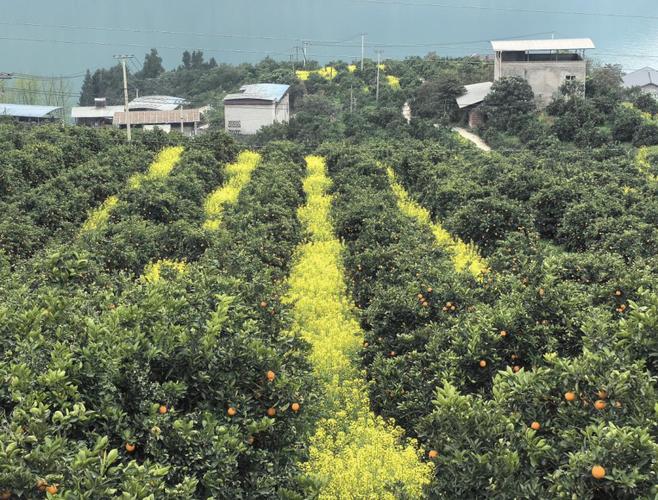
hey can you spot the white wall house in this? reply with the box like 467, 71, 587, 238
623, 67, 658, 98
224, 84, 290, 135
492, 38, 595, 108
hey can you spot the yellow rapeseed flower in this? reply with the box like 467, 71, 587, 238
80, 196, 119, 234
385, 166, 488, 279
386, 75, 401, 89
142, 259, 188, 283
286, 156, 433, 499
129, 146, 184, 189
203, 151, 261, 230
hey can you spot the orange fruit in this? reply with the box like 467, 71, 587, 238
417, 293, 424, 300
511, 354, 519, 360
421, 302, 428, 308
36, 479, 47, 492
614, 401, 622, 408
531, 421, 541, 431
428, 450, 439, 459
47, 484, 58, 495
500, 330, 508, 338
266, 370, 276, 382
591, 465, 606, 479
564, 391, 576, 402
389, 351, 396, 357
159, 405, 168, 414
260, 301, 268, 308
479, 360, 487, 368
427, 287, 433, 293
125, 443, 136, 453
513, 365, 521, 373
614, 290, 622, 296
597, 390, 608, 400
450, 305, 456, 311
227, 407, 237, 417
363, 341, 369, 348
266, 407, 277, 417
538, 288, 545, 297
291, 402, 301, 412
594, 400, 607, 410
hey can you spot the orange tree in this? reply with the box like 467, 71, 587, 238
0, 142, 317, 497
323, 142, 658, 498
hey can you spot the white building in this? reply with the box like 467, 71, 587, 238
623, 67, 658, 98
492, 38, 595, 107
72, 95, 189, 127
224, 84, 290, 135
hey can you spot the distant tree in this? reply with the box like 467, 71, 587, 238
191, 51, 205, 70
208, 57, 218, 68
140, 49, 165, 79
611, 105, 644, 142
481, 76, 535, 132
586, 64, 624, 114
411, 77, 465, 122
633, 92, 658, 115
182, 51, 192, 69
79, 65, 126, 105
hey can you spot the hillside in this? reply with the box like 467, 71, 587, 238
0, 53, 656, 498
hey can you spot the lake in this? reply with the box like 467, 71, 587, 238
1, 0, 657, 98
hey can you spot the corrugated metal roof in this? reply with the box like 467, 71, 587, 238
491, 38, 595, 52
623, 67, 658, 88
129, 95, 188, 111
456, 82, 493, 109
71, 105, 124, 119
0, 103, 62, 118
224, 84, 290, 103
113, 109, 202, 126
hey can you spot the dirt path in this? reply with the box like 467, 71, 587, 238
452, 127, 491, 152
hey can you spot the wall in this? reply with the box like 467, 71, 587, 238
275, 94, 290, 124
641, 84, 658, 98
224, 102, 276, 135
495, 60, 587, 108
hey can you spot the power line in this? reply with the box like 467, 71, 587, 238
350, 0, 658, 21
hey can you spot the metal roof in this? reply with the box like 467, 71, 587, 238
0, 103, 62, 118
491, 38, 595, 52
623, 67, 658, 88
456, 82, 493, 109
224, 84, 290, 103
129, 95, 188, 111
71, 105, 124, 119
113, 109, 202, 126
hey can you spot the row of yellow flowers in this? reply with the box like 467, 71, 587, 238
203, 151, 261, 231
80, 146, 185, 234
141, 150, 262, 284
385, 165, 489, 279
636, 145, 658, 187
285, 156, 432, 499
296, 65, 401, 89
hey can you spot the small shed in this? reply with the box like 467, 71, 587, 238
71, 98, 124, 127
113, 108, 205, 136
223, 84, 290, 135
0, 103, 62, 122
129, 95, 189, 112
623, 67, 658, 98
456, 82, 493, 128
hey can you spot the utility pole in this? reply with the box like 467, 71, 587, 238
361, 33, 366, 71
350, 85, 354, 113
375, 50, 382, 102
114, 55, 134, 142
302, 41, 309, 67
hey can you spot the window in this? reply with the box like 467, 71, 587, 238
227, 120, 241, 129
565, 75, 576, 81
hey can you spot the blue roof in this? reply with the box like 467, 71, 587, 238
0, 103, 62, 118
224, 84, 290, 103
129, 95, 188, 111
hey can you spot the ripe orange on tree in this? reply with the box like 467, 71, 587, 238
479, 360, 487, 368
513, 365, 521, 373
227, 407, 237, 417
428, 450, 439, 459
291, 402, 301, 412
500, 330, 508, 338
260, 301, 268, 308
564, 391, 576, 402
594, 400, 607, 410
46, 484, 58, 495
591, 465, 606, 479
266, 407, 277, 417
597, 389, 608, 399
266, 370, 276, 382
159, 405, 168, 414
125, 443, 136, 453
531, 421, 541, 431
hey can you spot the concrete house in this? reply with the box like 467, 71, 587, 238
492, 38, 595, 107
224, 84, 290, 135
113, 108, 205, 136
623, 67, 658, 98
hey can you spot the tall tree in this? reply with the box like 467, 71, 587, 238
140, 48, 165, 79
182, 51, 192, 69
